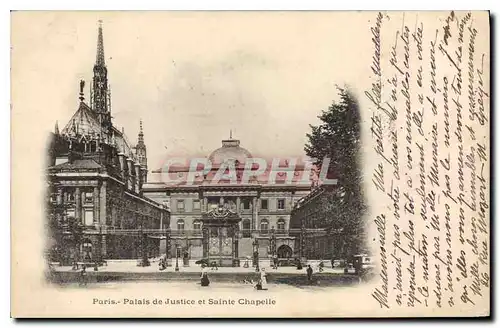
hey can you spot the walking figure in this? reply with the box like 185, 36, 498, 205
79, 265, 88, 286
200, 266, 210, 287
296, 258, 303, 270
255, 268, 268, 290
318, 261, 324, 272
306, 265, 313, 282
159, 256, 167, 271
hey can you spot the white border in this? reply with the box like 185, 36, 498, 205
4, 0, 498, 327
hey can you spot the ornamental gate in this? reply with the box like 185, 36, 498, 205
201, 205, 241, 267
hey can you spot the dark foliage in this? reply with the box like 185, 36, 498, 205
305, 87, 367, 258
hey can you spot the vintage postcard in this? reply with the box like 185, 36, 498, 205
11, 11, 490, 318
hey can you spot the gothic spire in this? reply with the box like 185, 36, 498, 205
54, 121, 59, 135
136, 120, 147, 169
138, 119, 144, 144
92, 20, 110, 127
96, 20, 105, 67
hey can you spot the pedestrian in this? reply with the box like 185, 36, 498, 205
318, 261, 324, 272
200, 265, 210, 287
159, 257, 166, 271
255, 268, 267, 290
79, 265, 87, 286
306, 265, 313, 282
296, 258, 303, 270
273, 254, 278, 270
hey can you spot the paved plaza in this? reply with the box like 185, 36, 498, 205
51, 258, 347, 275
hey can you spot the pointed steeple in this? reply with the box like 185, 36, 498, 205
92, 20, 110, 128
54, 121, 59, 134
138, 119, 144, 144
96, 20, 105, 67
136, 119, 147, 169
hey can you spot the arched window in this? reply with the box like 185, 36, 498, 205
277, 218, 286, 234
177, 219, 185, 233
260, 219, 269, 235
242, 219, 251, 238
193, 220, 202, 231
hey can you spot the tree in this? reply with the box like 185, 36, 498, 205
305, 87, 367, 259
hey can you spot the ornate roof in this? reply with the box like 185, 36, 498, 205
208, 138, 252, 166
61, 102, 102, 137
59, 101, 137, 161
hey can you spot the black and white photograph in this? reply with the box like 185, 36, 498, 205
11, 11, 490, 317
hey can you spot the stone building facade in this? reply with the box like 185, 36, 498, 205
46, 22, 169, 264
143, 137, 313, 266
289, 184, 366, 262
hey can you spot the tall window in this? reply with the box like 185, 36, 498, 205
261, 199, 268, 210
177, 200, 185, 212
177, 219, 185, 233
242, 219, 251, 238
193, 200, 200, 210
193, 220, 202, 231
277, 218, 286, 233
277, 199, 285, 210
260, 219, 269, 235
65, 190, 75, 202
84, 191, 93, 203
84, 210, 94, 226
242, 199, 250, 210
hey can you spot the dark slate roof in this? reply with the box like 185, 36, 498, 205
49, 159, 103, 171
61, 102, 102, 137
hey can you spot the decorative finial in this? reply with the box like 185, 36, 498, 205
79, 79, 85, 102
140, 119, 143, 134
230, 129, 232, 139
54, 121, 59, 135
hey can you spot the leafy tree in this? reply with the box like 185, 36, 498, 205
305, 87, 367, 259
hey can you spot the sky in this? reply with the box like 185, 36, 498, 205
11, 11, 373, 172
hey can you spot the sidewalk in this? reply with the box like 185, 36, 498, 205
52, 259, 346, 275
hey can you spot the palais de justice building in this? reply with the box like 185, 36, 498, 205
143, 137, 313, 266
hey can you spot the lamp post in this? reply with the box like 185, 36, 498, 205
252, 239, 260, 272
270, 227, 277, 268
300, 225, 306, 260
175, 243, 180, 272
165, 228, 171, 267
270, 227, 276, 256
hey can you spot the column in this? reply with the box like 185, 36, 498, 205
75, 187, 82, 223
203, 197, 208, 212
93, 186, 100, 224
202, 227, 209, 258
56, 188, 63, 205
56, 188, 63, 225
100, 181, 107, 226
101, 234, 107, 259
236, 197, 241, 213
134, 163, 141, 193
252, 197, 258, 231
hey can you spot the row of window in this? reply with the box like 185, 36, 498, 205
175, 198, 287, 212
56, 190, 94, 203
175, 218, 286, 234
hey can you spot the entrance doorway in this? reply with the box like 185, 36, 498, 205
277, 245, 293, 259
